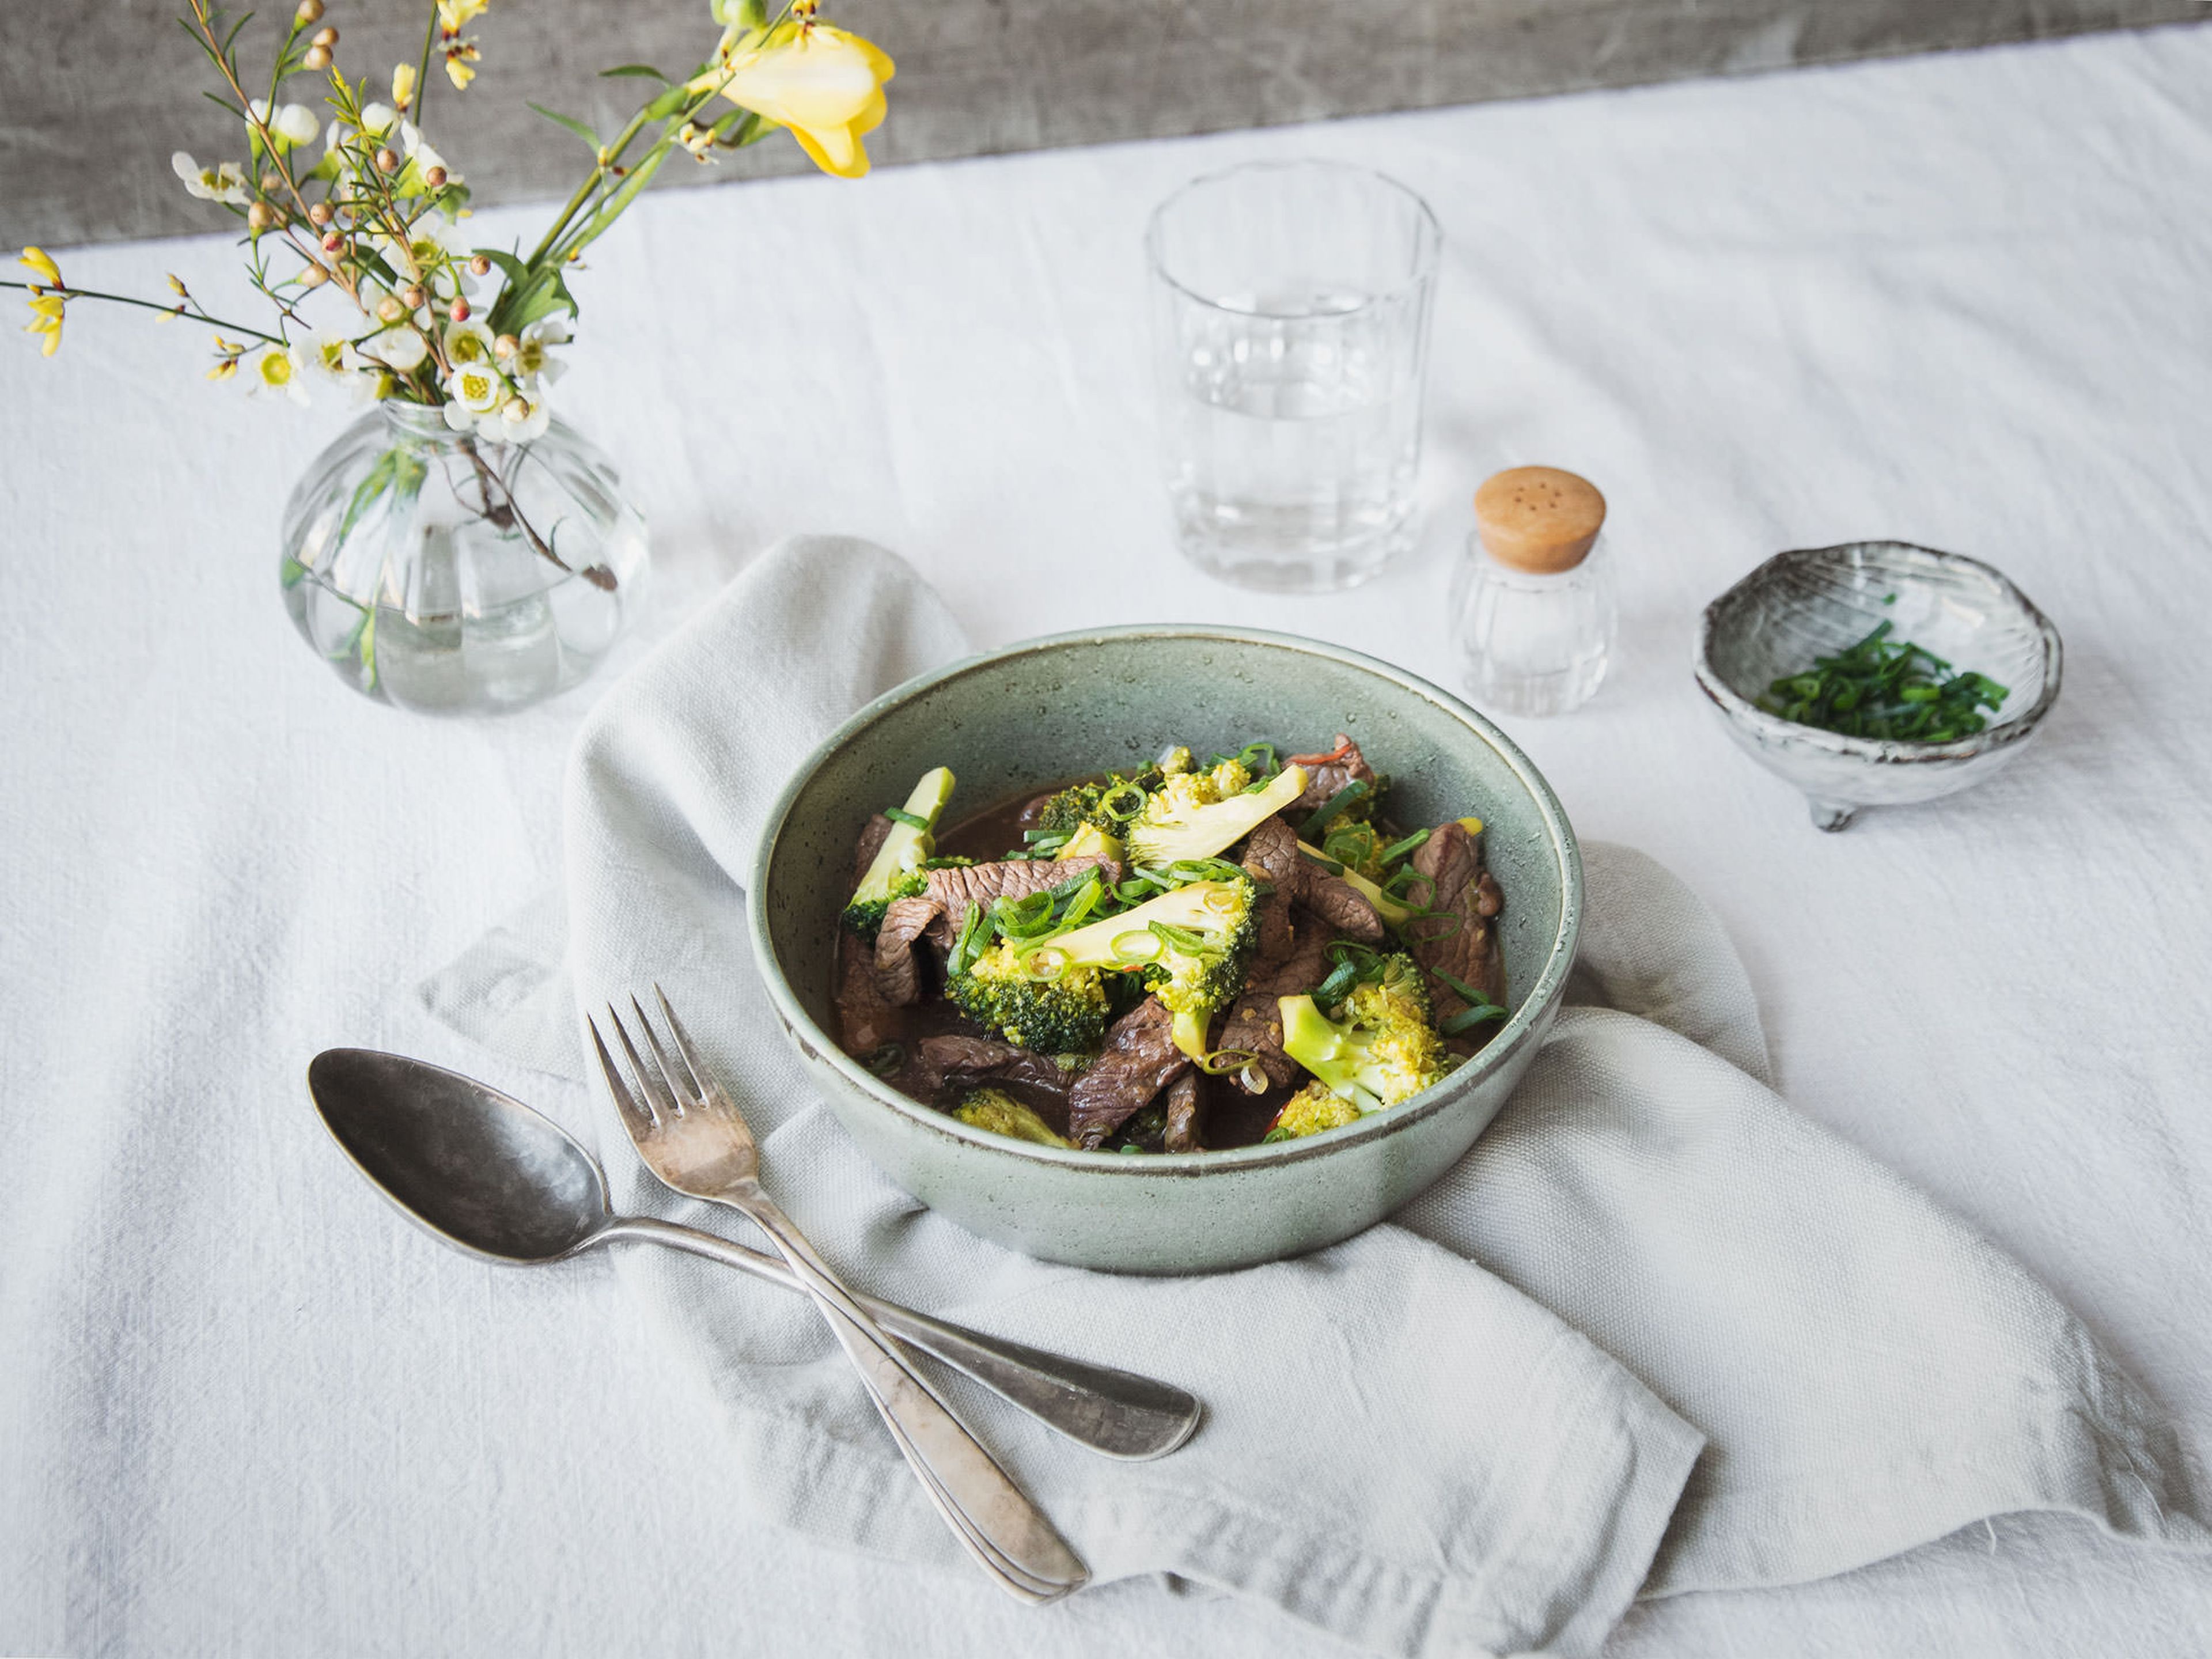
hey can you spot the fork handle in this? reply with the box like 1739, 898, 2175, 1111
601, 1217, 1200, 1460
714, 1185, 1090, 1600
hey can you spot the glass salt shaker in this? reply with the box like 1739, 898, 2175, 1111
1451, 465, 1616, 717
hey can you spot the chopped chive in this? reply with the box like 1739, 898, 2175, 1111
884, 808, 930, 830
1378, 828, 1430, 866
1301, 779, 1369, 838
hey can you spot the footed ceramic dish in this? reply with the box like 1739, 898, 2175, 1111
748, 627, 1582, 1274
1695, 541, 2063, 831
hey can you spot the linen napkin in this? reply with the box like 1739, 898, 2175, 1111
422, 535, 2207, 1657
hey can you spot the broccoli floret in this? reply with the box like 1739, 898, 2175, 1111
1264, 1084, 1363, 1142
1044, 878, 1258, 1059
947, 941, 1113, 1055
1035, 766, 1164, 839
952, 1087, 1070, 1148
841, 767, 956, 940
1123, 764, 1308, 868
1278, 976, 1453, 1114
1159, 745, 1195, 776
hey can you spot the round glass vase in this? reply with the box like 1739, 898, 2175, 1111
280, 401, 649, 715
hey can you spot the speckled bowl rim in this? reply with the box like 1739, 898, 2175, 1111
1692, 541, 2065, 764
748, 624, 1584, 1178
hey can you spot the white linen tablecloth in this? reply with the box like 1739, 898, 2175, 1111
5, 21, 2211, 1657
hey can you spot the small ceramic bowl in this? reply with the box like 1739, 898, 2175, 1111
1694, 541, 2063, 831
749, 627, 1582, 1274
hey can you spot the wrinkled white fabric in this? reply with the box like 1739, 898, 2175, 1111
419, 535, 2204, 1656
9, 24, 2212, 1659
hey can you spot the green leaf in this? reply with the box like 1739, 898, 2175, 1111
600, 63, 670, 82
279, 555, 309, 589
336, 446, 427, 547
642, 84, 691, 122
527, 103, 602, 151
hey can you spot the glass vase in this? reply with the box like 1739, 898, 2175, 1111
280, 402, 649, 715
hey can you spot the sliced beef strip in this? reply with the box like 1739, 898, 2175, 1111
835, 814, 909, 1052
912, 1035, 1075, 1126
1406, 821, 1506, 1048
1238, 816, 1303, 976
852, 812, 893, 881
923, 855, 1123, 921
1287, 734, 1377, 816
1217, 918, 1338, 1092
835, 931, 907, 1057
872, 895, 940, 1006
1068, 998, 1191, 1150
1163, 1070, 1204, 1153
1243, 812, 1385, 945
1301, 874, 1385, 943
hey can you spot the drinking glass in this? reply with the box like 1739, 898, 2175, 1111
1146, 160, 1441, 592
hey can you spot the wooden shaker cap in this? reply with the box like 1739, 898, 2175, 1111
1474, 467, 1607, 574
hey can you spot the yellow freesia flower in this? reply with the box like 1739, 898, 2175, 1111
392, 62, 418, 112
18, 248, 65, 356
687, 20, 893, 180
436, 0, 489, 30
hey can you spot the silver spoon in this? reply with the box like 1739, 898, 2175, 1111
307, 1048, 1201, 1461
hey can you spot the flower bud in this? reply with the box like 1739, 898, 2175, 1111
166, 272, 187, 296
295, 0, 324, 22
303, 45, 331, 70
300, 263, 328, 288
375, 147, 399, 173
468, 254, 491, 276
308, 201, 333, 226
494, 334, 519, 359
246, 201, 277, 232
321, 230, 344, 253
400, 283, 427, 309
423, 165, 448, 188
311, 25, 338, 46
376, 294, 405, 323
262, 170, 285, 193
448, 296, 471, 323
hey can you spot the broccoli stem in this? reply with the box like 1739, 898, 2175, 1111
850, 767, 956, 906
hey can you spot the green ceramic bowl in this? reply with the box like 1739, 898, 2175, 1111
749, 627, 1581, 1274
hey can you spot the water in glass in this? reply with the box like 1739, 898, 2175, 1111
1149, 162, 1440, 593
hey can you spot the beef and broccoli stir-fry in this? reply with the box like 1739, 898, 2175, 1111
832, 736, 1509, 1154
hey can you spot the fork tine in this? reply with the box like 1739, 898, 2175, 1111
652, 984, 728, 1111
588, 1014, 658, 1135
606, 1001, 683, 1122
631, 994, 702, 1112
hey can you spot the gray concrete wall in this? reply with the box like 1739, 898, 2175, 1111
6, 0, 2205, 247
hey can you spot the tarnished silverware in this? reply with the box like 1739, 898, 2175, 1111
306, 1048, 1201, 1463
591, 988, 1089, 1604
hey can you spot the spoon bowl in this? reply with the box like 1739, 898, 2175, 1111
309, 1047, 608, 1263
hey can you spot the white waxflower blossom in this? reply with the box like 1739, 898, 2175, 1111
358, 325, 429, 373
443, 318, 497, 369
508, 316, 570, 388
446, 359, 506, 415
359, 103, 399, 136
400, 121, 461, 185
495, 391, 550, 444
172, 153, 251, 204
248, 345, 312, 406
250, 100, 321, 149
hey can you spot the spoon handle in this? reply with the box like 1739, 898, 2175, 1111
599, 1215, 1200, 1460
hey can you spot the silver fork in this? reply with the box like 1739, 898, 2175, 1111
591, 987, 1089, 1604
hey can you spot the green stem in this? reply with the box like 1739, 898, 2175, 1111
523, 103, 657, 267
414, 0, 440, 128
1, 281, 287, 346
